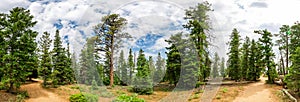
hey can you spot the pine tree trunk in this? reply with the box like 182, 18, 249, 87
109, 35, 114, 87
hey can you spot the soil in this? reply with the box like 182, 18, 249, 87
232, 77, 281, 102
21, 79, 68, 102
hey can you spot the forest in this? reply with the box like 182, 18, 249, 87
0, 1, 300, 102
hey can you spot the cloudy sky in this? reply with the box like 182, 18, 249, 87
1, 0, 300, 61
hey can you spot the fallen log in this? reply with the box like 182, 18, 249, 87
282, 89, 297, 102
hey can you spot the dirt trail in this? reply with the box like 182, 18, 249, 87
233, 77, 278, 102
21, 79, 67, 102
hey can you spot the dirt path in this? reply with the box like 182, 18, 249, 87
233, 77, 278, 102
21, 79, 67, 102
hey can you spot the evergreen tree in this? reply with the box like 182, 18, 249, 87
227, 28, 241, 81
128, 48, 134, 85
220, 57, 225, 78
241, 36, 250, 80
285, 47, 300, 95
71, 52, 79, 82
133, 49, 153, 94
1, 7, 38, 92
38, 32, 52, 87
65, 43, 75, 84
52, 30, 74, 85
78, 37, 100, 85
165, 33, 182, 86
94, 14, 129, 87
118, 50, 128, 85
0, 13, 4, 81
275, 25, 290, 75
212, 52, 220, 78
183, 1, 213, 82
290, 22, 300, 55
255, 29, 278, 83
148, 56, 155, 85
153, 52, 164, 84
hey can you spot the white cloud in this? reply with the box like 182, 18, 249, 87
1, 0, 300, 61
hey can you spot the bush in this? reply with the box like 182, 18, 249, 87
70, 93, 87, 102
132, 85, 153, 95
84, 93, 98, 102
113, 94, 145, 102
195, 81, 205, 88
91, 80, 98, 90
70, 93, 98, 102
17, 91, 29, 98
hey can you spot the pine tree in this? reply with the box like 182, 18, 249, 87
227, 28, 241, 81
78, 37, 100, 85
94, 14, 130, 87
220, 57, 225, 78
133, 49, 153, 94
71, 52, 79, 82
1, 7, 38, 92
165, 33, 199, 89
212, 52, 220, 78
118, 50, 128, 85
255, 29, 278, 83
165, 33, 182, 86
39, 32, 52, 87
154, 52, 164, 85
285, 47, 300, 95
241, 36, 250, 80
275, 25, 290, 75
290, 22, 300, 55
52, 30, 74, 85
65, 43, 75, 84
148, 56, 155, 85
0, 14, 4, 81
128, 48, 134, 85
183, 1, 213, 82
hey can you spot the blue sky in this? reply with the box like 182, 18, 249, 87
1, 0, 300, 61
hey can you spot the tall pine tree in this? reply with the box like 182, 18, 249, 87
52, 30, 74, 85
212, 52, 220, 78
285, 47, 300, 95
128, 48, 134, 85
183, 1, 213, 82
133, 49, 153, 94
154, 52, 165, 85
227, 28, 241, 81
38, 32, 52, 87
94, 14, 129, 87
255, 29, 277, 83
241, 36, 250, 80
1, 7, 38, 92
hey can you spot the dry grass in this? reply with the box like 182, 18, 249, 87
0, 90, 17, 102
212, 85, 245, 102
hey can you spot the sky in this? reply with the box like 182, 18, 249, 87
1, 0, 300, 61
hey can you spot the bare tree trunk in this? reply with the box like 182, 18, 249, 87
109, 35, 114, 87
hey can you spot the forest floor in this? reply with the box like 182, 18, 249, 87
0, 77, 293, 102
232, 77, 279, 102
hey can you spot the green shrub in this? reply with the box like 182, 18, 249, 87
70, 93, 99, 102
113, 94, 145, 102
222, 88, 228, 93
70, 93, 87, 102
132, 85, 153, 95
84, 93, 98, 102
195, 81, 205, 88
17, 91, 29, 98
16, 95, 25, 102
91, 79, 98, 90
70, 86, 80, 90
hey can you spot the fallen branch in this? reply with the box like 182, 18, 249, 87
282, 89, 297, 102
